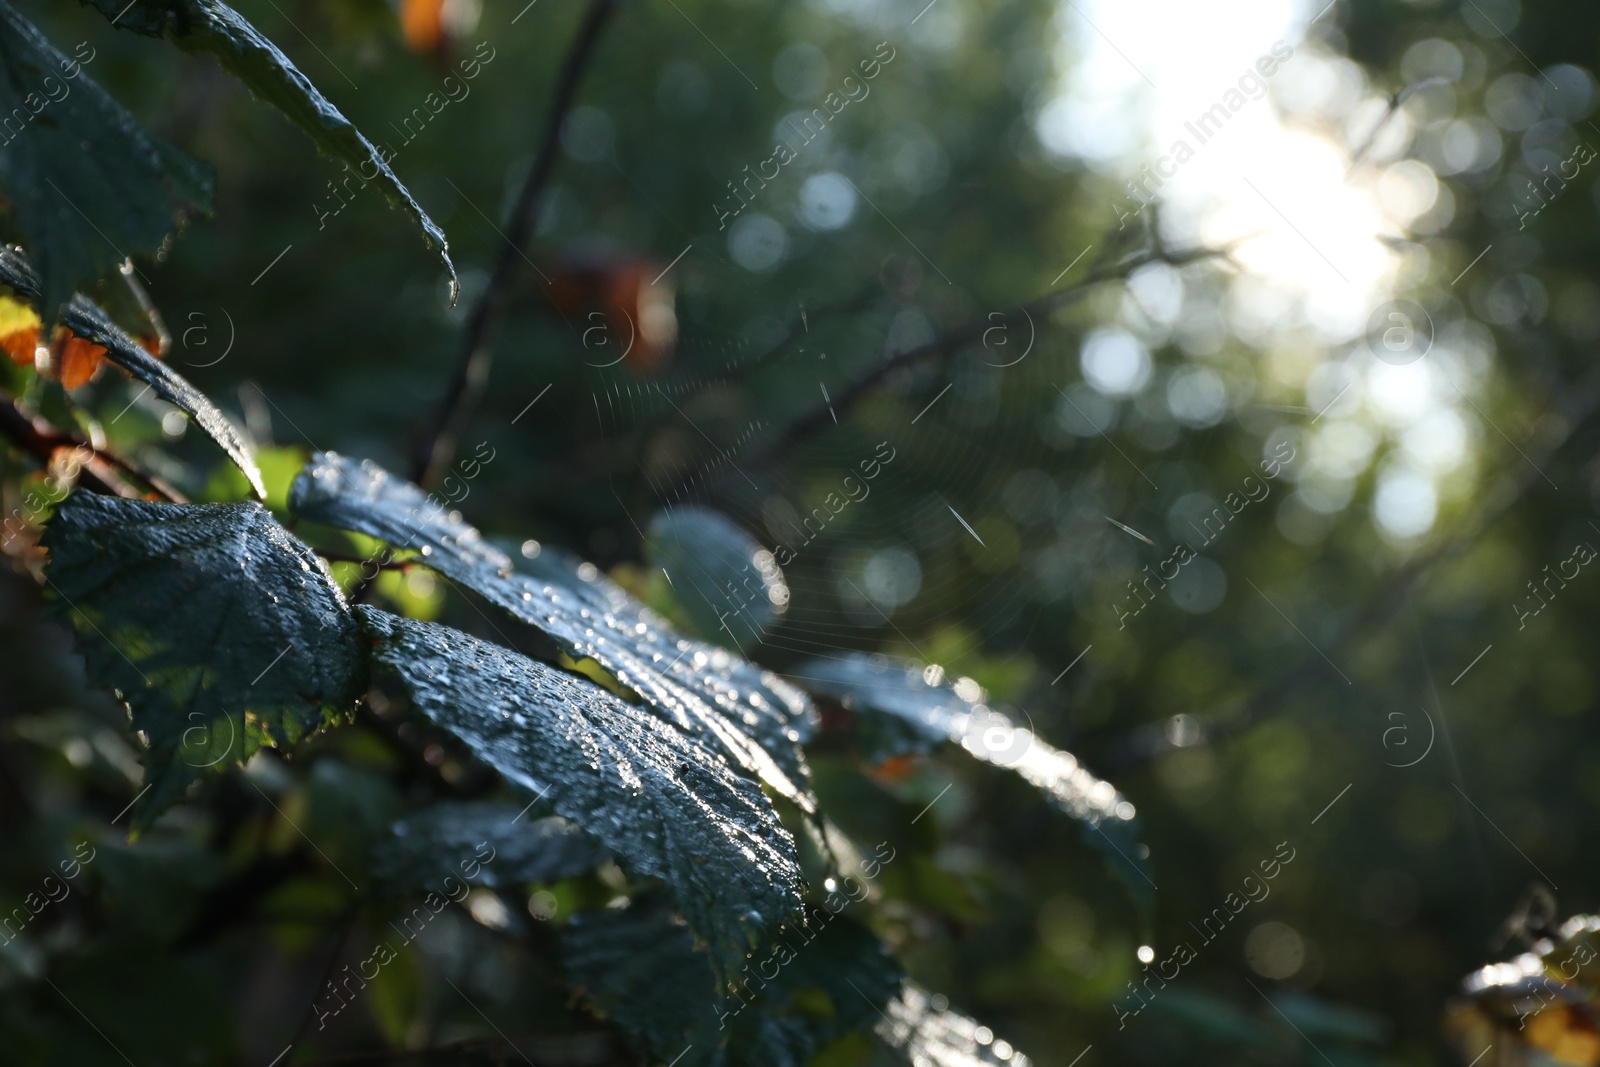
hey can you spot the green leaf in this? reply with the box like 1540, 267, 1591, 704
0, 248, 265, 497
559, 892, 721, 1062
288, 452, 817, 810
79, 0, 455, 297
560, 890, 902, 1067
364, 940, 424, 1049
370, 801, 610, 893
791, 654, 1152, 904
874, 983, 1034, 1067
725, 911, 903, 1067
646, 506, 790, 649
41, 493, 366, 826
355, 606, 804, 982
0, 0, 213, 317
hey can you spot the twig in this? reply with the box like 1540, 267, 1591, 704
286, 910, 359, 1055
1345, 77, 1448, 175
710, 287, 886, 383
1108, 356, 1600, 768
119, 258, 170, 357
174, 849, 315, 950
726, 241, 1238, 480
412, 0, 621, 489
0, 394, 169, 501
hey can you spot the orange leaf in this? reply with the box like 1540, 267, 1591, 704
0, 293, 40, 367
400, 0, 445, 53
868, 754, 919, 784
50, 327, 108, 390
0, 327, 36, 367
548, 256, 678, 375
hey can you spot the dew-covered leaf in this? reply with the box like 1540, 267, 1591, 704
791, 654, 1151, 902
874, 982, 1034, 1067
0, 248, 264, 497
355, 607, 804, 980
289, 453, 815, 810
561, 890, 902, 1067
41, 494, 365, 827
79, 0, 455, 298
370, 801, 609, 893
0, 1, 213, 316
646, 506, 789, 648
68, 296, 264, 495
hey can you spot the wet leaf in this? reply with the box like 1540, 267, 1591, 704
370, 801, 610, 893
646, 505, 789, 649
41, 494, 365, 827
65, 296, 264, 496
355, 606, 805, 981
725, 909, 903, 1067
80, 0, 456, 298
560, 890, 901, 1067
559, 892, 721, 1062
791, 654, 1151, 904
288, 453, 816, 809
0, 248, 265, 497
874, 982, 1033, 1067
0, 0, 213, 317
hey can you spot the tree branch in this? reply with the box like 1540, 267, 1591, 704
707, 241, 1238, 485
1107, 356, 1600, 769
412, 0, 621, 489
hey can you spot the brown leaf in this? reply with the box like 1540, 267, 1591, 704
51, 327, 109, 390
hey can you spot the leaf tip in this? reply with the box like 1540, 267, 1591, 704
443, 256, 459, 307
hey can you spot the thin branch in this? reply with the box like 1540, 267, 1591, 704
726, 241, 1238, 480
412, 0, 621, 489
1344, 77, 1448, 175
0, 394, 168, 501
287, 909, 359, 1054
119, 258, 170, 357
705, 286, 886, 385
1108, 356, 1600, 768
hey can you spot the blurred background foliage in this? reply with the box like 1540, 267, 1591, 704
3, 0, 1600, 1063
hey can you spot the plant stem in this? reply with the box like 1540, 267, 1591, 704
412, 0, 621, 489
0, 392, 178, 501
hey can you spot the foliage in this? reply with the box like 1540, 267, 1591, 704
3, 0, 1599, 1064
77, 0, 455, 296
42, 492, 364, 825
0, 0, 211, 317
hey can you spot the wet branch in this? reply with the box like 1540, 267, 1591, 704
412, 0, 621, 489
